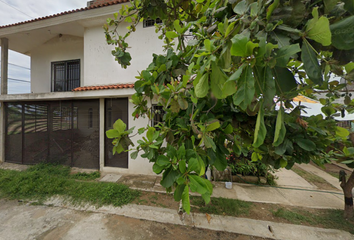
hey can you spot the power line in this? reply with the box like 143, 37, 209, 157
0, 77, 30, 83
0, 0, 34, 19
9, 78, 30, 83
0, 62, 31, 70
9, 63, 30, 70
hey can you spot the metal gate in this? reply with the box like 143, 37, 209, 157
104, 98, 128, 168
5, 99, 99, 169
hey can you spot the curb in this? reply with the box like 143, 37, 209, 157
42, 197, 354, 240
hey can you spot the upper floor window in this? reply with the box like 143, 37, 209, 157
52, 59, 80, 92
143, 18, 162, 28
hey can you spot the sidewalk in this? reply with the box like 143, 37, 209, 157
106, 170, 344, 210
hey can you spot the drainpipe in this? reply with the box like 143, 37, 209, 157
0, 38, 8, 163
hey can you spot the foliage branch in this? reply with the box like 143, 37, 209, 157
104, 0, 354, 214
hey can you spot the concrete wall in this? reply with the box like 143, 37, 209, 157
84, 22, 164, 86
30, 35, 84, 93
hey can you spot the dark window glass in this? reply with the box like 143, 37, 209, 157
52, 60, 80, 92
143, 18, 162, 28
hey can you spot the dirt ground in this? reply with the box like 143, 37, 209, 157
321, 163, 352, 177
291, 165, 338, 191
133, 191, 353, 229
0, 199, 270, 240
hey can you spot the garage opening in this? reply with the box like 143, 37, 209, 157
5, 99, 99, 169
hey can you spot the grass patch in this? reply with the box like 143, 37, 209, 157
191, 196, 252, 216
71, 171, 101, 180
0, 163, 140, 207
272, 208, 313, 224
292, 167, 327, 184
328, 172, 339, 179
272, 207, 354, 234
149, 194, 158, 201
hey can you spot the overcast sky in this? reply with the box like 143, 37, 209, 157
0, 0, 89, 94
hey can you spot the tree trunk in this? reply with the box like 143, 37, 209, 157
340, 170, 354, 219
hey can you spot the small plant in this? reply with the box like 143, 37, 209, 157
228, 152, 276, 185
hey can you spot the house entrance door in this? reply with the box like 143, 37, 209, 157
104, 98, 129, 168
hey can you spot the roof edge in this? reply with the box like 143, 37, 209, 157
0, 0, 129, 30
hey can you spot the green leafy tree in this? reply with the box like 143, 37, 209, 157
104, 0, 354, 218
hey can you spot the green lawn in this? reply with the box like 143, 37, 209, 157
0, 163, 140, 207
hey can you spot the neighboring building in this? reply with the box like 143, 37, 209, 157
0, 0, 164, 175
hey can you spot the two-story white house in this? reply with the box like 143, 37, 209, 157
0, 0, 163, 175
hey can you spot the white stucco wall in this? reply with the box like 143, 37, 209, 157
30, 35, 84, 93
84, 22, 164, 86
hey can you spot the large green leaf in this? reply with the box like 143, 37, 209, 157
156, 155, 171, 166
296, 138, 316, 151
222, 80, 237, 97
160, 168, 179, 188
166, 31, 178, 39
174, 184, 186, 201
233, 1, 248, 14
343, 0, 354, 14
146, 127, 156, 142
227, 64, 246, 82
204, 136, 216, 151
330, 16, 354, 50
263, 67, 276, 107
181, 185, 190, 214
113, 119, 127, 133
301, 41, 323, 85
233, 65, 255, 110
273, 107, 286, 147
253, 105, 267, 148
254, 66, 276, 107
173, 20, 183, 33
336, 126, 350, 139
210, 62, 227, 99
188, 175, 208, 195
306, 16, 331, 46
106, 129, 120, 139
231, 35, 258, 58
195, 73, 209, 98
274, 44, 301, 67
324, 0, 338, 13
266, 0, 280, 21
230, 35, 248, 57
153, 163, 164, 174
206, 121, 220, 132
273, 67, 297, 95
213, 148, 228, 171
187, 158, 200, 174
